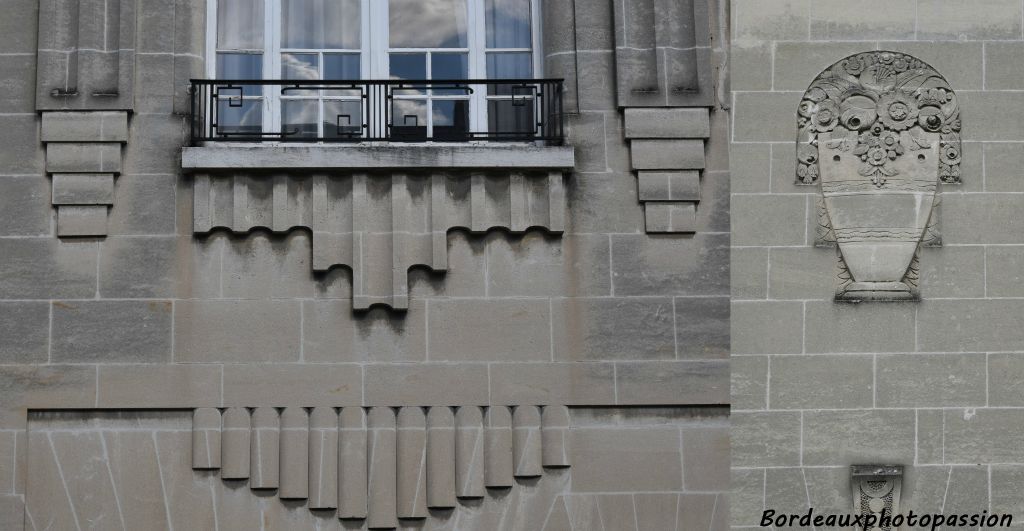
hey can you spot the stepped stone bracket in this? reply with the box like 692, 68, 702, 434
851, 465, 902, 531
624, 108, 710, 233
42, 111, 127, 237
798, 51, 960, 301
191, 405, 571, 527
189, 149, 571, 310
36, 0, 136, 111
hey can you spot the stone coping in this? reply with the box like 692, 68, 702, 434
182, 143, 575, 171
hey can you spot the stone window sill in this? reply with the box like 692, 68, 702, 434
182, 143, 575, 171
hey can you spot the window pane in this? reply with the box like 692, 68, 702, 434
281, 53, 318, 96
217, 0, 264, 50
432, 100, 469, 141
216, 53, 263, 96
324, 54, 360, 79
389, 0, 468, 48
391, 99, 427, 140
485, 0, 531, 48
488, 99, 535, 137
217, 53, 263, 79
486, 52, 532, 78
431, 53, 468, 79
486, 52, 532, 94
216, 99, 263, 135
431, 53, 468, 94
324, 100, 363, 139
283, 100, 319, 138
323, 54, 362, 95
282, 53, 319, 80
390, 54, 426, 80
282, 0, 360, 49
390, 54, 426, 95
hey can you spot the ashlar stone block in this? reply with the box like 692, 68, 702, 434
367, 406, 397, 528
338, 407, 368, 518
630, 139, 705, 170
396, 407, 428, 518
644, 202, 697, 233
308, 406, 338, 509
512, 405, 542, 478
425, 407, 456, 509
279, 406, 309, 499
221, 407, 250, 480
637, 171, 700, 201
0, 301, 49, 364
191, 408, 221, 470
46, 143, 122, 174
624, 108, 711, 139
41, 111, 128, 142
56, 205, 108, 236
0, 176, 51, 237
569, 427, 681, 492
250, 407, 280, 489
51, 173, 115, 205
483, 406, 514, 488
51, 300, 172, 363
454, 406, 484, 498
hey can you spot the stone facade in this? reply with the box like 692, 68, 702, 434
732, 0, 1024, 527
8, 0, 1018, 529
0, 1, 728, 530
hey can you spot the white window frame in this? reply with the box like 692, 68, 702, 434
205, 0, 542, 140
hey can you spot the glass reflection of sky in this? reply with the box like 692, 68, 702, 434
282, 0, 360, 49
282, 53, 319, 80
389, 0, 468, 48
218, 100, 262, 133
217, 0, 263, 49
390, 99, 467, 129
485, 0, 531, 48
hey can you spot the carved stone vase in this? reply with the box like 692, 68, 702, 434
796, 51, 961, 301
817, 130, 939, 300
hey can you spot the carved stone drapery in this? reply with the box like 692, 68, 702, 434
192, 405, 571, 527
797, 51, 961, 301
184, 144, 574, 311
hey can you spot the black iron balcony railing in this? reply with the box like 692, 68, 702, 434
189, 78, 564, 145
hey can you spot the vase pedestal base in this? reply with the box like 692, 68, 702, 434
837, 281, 917, 302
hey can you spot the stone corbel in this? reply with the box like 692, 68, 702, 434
610, 0, 719, 234
851, 465, 903, 528
42, 112, 128, 237
624, 108, 710, 233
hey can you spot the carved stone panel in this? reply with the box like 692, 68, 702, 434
611, 0, 713, 107
796, 51, 961, 301
36, 0, 136, 110
851, 465, 903, 531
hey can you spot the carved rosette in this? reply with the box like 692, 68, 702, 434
798, 51, 961, 302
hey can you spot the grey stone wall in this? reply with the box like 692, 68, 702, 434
732, 0, 1024, 527
0, 0, 729, 529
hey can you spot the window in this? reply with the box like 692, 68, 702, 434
206, 0, 542, 140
